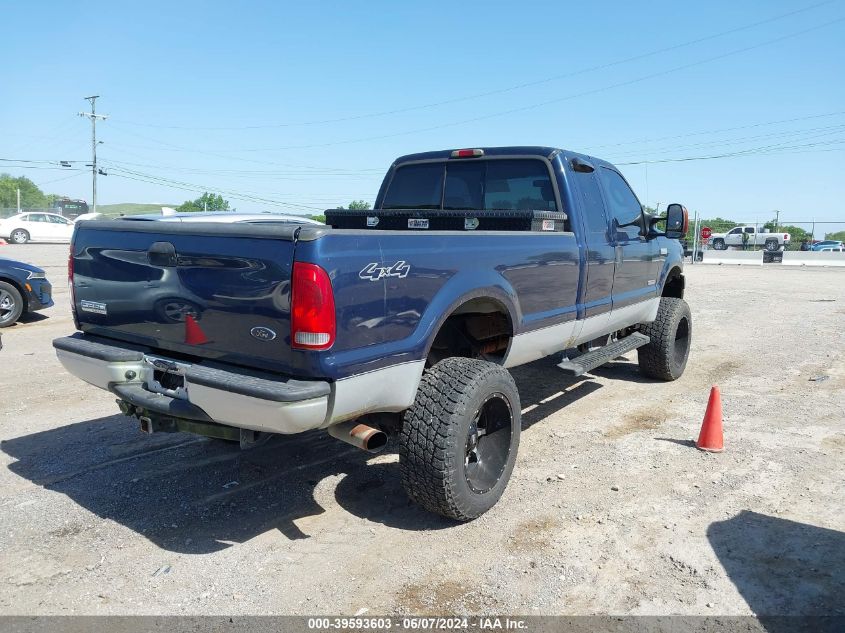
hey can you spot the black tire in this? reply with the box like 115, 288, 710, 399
0, 281, 24, 327
399, 357, 521, 521
9, 229, 29, 244
712, 238, 726, 250
765, 239, 779, 252
637, 297, 692, 381
153, 298, 200, 323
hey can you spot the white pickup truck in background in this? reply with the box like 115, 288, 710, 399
709, 225, 791, 251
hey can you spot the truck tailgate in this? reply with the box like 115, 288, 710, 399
71, 220, 304, 374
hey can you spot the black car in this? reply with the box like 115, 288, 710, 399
0, 257, 54, 327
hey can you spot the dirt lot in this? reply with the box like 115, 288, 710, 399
0, 244, 843, 616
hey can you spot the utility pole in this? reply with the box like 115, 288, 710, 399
773, 209, 780, 233
16, 188, 21, 213
79, 96, 107, 213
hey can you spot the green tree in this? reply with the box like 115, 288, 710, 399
347, 200, 371, 210
308, 214, 326, 223
697, 216, 740, 234
177, 192, 230, 212
825, 230, 845, 241
0, 174, 48, 208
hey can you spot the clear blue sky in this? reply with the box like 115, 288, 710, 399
2, 0, 844, 226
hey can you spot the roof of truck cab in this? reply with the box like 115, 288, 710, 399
391, 145, 612, 168
392, 146, 567, 163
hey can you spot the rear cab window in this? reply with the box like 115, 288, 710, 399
382, 158, 559, 214
381, 163, 444, 209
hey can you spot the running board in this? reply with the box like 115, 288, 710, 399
556, 332, 650, 377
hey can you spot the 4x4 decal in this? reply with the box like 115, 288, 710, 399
359, 261, 411, 282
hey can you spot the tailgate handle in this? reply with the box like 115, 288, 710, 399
148, 242, 178, 267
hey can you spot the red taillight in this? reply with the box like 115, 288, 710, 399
68, 242, 79, 328
450, 148, 484, 158
291, 262, 335, 350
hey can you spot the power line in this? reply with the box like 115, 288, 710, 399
104, 16, 845, 154
616, 138, 845, 165
99, 157, 381, 177
582, 110, 845, 152
107, 0, 839, 131
107, 166, 325, 211
605, 123, 845, 159
96, 109, 845, 177
0, 165, 87, 171
35, 171, 88, 186
0, 158, 86, 165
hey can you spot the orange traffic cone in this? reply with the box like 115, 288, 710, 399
184, 314, 209, 345
696, 385, 724, 452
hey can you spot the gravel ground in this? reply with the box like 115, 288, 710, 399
0, 244, 843, 616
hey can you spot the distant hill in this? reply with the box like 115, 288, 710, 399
97, 203, 176, 216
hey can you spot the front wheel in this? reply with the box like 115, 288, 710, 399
711, 238, 726, 250
10, 229, 29, 244
399, 357, 521, 521
0, 282, 24, 327
637, 297, 692, 381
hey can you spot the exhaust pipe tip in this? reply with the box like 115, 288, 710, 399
328, 421, 388, 453
358, 427, 388, 453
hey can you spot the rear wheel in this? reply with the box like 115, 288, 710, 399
399, 357, 521, 521
0, 282, 24, 327
637, 297, 692, 381
10, 229, 29, 244
154, 298, 200, 323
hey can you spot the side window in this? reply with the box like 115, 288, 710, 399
28, 213, 48, 223
599, 167, 643, 240
573, 171, 609, 236
727, 228, 741, 235
744, 227, 754, 234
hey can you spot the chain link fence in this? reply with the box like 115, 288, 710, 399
688, 219, 845, 252
0, 207, 61, 219
3, 207, 843, 252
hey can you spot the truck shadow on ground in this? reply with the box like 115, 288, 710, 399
708, 510, 844, 629
2, 356, 613, 554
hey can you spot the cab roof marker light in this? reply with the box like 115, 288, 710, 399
450, 149, 484, 158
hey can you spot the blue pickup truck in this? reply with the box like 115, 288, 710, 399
54, 146, 691, 520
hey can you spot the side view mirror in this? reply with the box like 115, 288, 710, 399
614, 214, 647, 238
665, 203, 688, 239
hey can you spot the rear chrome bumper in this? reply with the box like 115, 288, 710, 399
53, 333, 427, 436
53, 333, 330, 434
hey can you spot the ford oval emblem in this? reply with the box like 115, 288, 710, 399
250, 326, 277, 341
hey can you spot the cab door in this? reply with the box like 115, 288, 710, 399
23, 213, 50, 242
724, 227, 743, 246
570, 166, 614, 320
596, 166, 657, 313
47, 214, 75, 242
